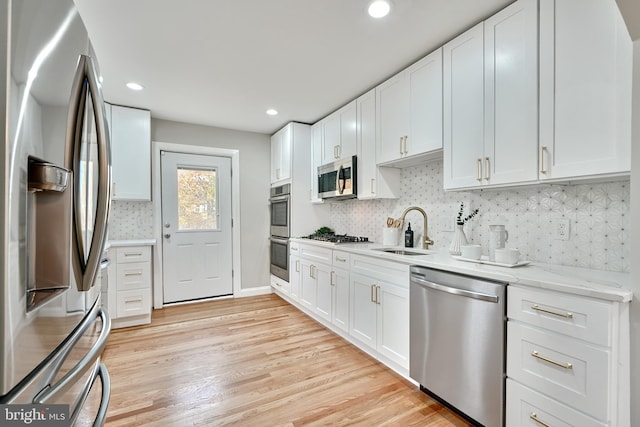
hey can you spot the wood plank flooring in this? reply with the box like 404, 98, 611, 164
102, 294, 471, 426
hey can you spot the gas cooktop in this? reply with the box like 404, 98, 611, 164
304, 234, 370, 244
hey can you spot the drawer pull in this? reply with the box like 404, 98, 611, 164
124, 272, 142, 276
125, 297, 143, 303
531, 304, 573, 319
531, 350, 573, 370
529, 412, 551, 427
335, 256, 347, 263
124, 252, 143, 257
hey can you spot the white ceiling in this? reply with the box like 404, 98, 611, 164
73, 0, 513, 135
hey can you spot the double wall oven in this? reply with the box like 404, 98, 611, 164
269, 184, 290, 281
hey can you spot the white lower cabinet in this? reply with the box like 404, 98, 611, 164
506, 285, 629, 427
108, 245, 153, 329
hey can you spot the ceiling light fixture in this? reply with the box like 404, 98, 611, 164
126, 82, 144, 91
368, 0, 391, 18
266, 108, 278, 116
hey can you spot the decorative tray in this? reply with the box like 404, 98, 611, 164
452, 255, 531, 268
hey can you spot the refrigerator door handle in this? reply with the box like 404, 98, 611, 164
34, 307, 111, 404
93, 363, 111, 427
66, 54, 112, 292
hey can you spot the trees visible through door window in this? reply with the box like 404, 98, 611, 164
177, 167, 218, 230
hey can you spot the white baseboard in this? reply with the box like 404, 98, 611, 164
236, 285, 273, 298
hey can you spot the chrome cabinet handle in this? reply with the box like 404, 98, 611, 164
529, 413, 551, 427
124, 252, 143, 257
295, 260, 300, 272
335, 256, 347, 263
124, 271, 142, 276
370, 178, 375, 194
531, 350, 573, 369
531, 304, 573, 319
376, 285, 381, 305
330, 271, 335, 286
540, 146, 548, 174
476, 158, 482, 181
371, 284, 376, 303
66, 55, 111, 292
484, 157, 490, 180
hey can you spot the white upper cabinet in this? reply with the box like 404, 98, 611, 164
320, 100, 357, 164
109, 104, 151, 200
356, 89, 400, 200
270, 123, 292, 184
376, 48, 443, 166
538, 0, 632, 181
444, 0, 539, 190
309, 122, 324, 203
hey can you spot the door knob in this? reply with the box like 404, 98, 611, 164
164, 234, 171, 239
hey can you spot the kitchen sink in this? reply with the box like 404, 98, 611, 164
373, 248, 432, 256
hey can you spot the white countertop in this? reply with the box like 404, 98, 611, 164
106, 239, 157, 248
291, 238, 633, 303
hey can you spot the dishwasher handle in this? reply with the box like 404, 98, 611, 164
410, 275, 499, 303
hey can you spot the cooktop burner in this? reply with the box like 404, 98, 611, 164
305, 233, 370, 244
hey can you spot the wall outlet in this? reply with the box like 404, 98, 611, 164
555, 218, 570, 241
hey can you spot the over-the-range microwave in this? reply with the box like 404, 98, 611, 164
317, 155, 357, 201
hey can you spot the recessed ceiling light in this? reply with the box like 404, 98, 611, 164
126, 82, 144, 91
368, 0, 391, 18
266, 109, 278, 116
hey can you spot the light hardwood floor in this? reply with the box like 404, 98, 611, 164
102, 294, 471, 426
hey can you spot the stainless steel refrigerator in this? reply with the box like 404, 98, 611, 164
0, 0, 112, 425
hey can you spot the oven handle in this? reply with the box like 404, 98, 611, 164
338, 165, 346, 194
269, 195, 289, 203
269, 236, 290, 245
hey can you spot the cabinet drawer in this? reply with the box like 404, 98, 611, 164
350, 254, 409, 287
116, 246, 151, 264
116, 262, 151, 291
332, 251, 350, 268
506, 379, 606, 427
299, 244, 332, 264
507, 285, 611, 346
116, 288, 151, 318
507, 322, 610, 421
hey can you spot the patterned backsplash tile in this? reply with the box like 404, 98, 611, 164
108, 201, 154, 240
330, 160, 630, 273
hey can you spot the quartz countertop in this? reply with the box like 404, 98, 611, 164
106, 239, 157, 248
290, 238, 633, 303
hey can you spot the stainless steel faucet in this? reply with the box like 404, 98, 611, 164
400, 206, 434, 250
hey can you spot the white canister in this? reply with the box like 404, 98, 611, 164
488, 225, 509, 261
382, 228, 400, 246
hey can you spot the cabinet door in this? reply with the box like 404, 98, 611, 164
443, 23, 485, 189
539, 0, 632, 180
484, 0, 539, 185
110, 105, 151, 200
299, 260, 316, 310
357, 89, 400, 200
349, 273, 377, 351
270, 129, 282, 183
339, 101, 357, 159
315, 263, 332, 322
321, 112, 340, 164
332, 267, 350, 333
279, 124, 292, 181
376, 72, 409, 164
289, 254, 301, 301
407, 48, 443, 156
377, 281, 409, 368
310, 123, 323, 203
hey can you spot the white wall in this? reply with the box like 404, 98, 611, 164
151, 118, 271, 290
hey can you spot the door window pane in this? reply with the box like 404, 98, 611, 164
177, 167, 217, 230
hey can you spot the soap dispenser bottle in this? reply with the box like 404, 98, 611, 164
405, 222, 414, 248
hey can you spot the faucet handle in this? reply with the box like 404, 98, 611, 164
423, 237, 434, 250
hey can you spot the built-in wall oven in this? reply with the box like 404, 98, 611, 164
270, 184, 290, 282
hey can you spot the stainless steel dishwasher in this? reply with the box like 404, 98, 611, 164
410, 266, 506, 427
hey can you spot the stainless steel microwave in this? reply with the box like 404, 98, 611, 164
318, 156, 357, 200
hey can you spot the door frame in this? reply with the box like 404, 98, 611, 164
152, 141, 241, 309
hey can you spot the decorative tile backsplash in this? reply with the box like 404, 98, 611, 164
330, 160, 630, 273
108, 201, 154, 240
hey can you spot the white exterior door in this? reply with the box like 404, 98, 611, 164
161, 151, 233, 303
